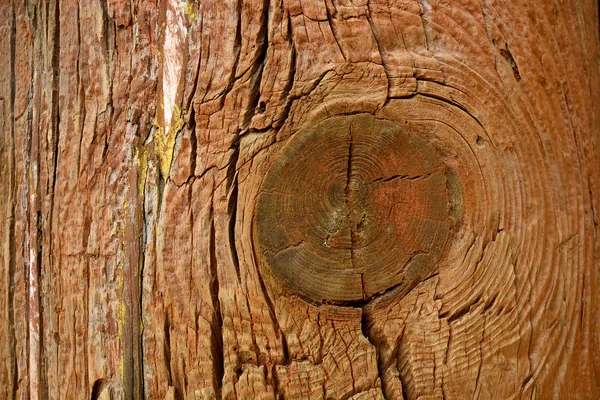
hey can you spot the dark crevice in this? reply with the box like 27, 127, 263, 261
345, 126, 357, 270
360, 310, 393, 399
90, 379, 108, 400
420, 271, 439, 285
49, 0, 61, 264
400, 371, 409, 400
580, 275, 586, 330
499, 45, 521, 82
588, 176, 598, 227
371, 174, 417, 183
360, 274, 367, 299
185, 12, 203, 112
164, 315, 173, 387
99, 0, 114, 154
75, 0, 84, 177
365, 0, 391, 94
222, 0, 243, 101
163, 126, 184, 184
7, 3, 18, 399
226, 180, 241, 305
22, 33, 33, 400
250, 211, 290, 371
520, 372, 534, 394
272, 13, 297, 128
365, 1, 385, 63
360, 312, 376, 356
188, 105, 197, 179
324, 1, 347, 62
155, 158, 166, 219
482, 293, 498, 314
209, 200, 224, 397
138, 151, 147, 400
256, 101, 266, 114
83, 182, 93, 400
226, 143, 241, 281
264, 240, 304, 258
42, 0, 61, 396
224, 0, 242, 165
193, 166, 219, 183
243, 0, 269, 128
370, 168, 442, 184
419, 92, 487, 134
287, 68, 330, 104
100, 0, 112, 79
327, 110, 377, 118
442, 299, 480, 323
130, 135, 145, 400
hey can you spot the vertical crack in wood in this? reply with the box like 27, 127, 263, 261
324, 0, 347, 62
245, 2, 292, 392
223, 0, 243, 101
360, 313, 384, 396
2, 0, 596, 397
251, 211, 291, 383
28, 2, 44, 396
138, 155, 147, 400
74, 0, 83, 179
243, 0, 269, 130
273, 13, 297, 129
45, 1, 60, 397
188, 106, 197, 180
156, 161, 166, 219
129, 136, 144, 400
365, 0, 389, 89
209, 199, 224, 396
98, 0, 111, 164
6, 2, 18, 398
345, 125, 357, 273
360, 308, 400, 399
163, 314, 173, 388
226, 144, 241, 282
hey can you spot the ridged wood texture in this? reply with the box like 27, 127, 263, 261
1, 0, 599, 399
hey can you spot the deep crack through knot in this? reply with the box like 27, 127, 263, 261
345, 125, 359, 271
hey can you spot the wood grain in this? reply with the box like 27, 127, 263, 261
1, 0, 599, 399
254, 113, 456, 303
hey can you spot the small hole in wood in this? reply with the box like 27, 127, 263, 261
257, 101, 266, 113
91, 379, 108, 400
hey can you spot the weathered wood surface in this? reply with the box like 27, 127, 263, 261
1, 0, 599, 399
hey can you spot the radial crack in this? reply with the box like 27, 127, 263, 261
345, 125, 358, 271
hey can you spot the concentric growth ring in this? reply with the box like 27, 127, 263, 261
253, 114, 460, 304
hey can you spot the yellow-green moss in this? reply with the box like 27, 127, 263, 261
153, 104, 183, 181
183, 0, 197, 19
135, 146, 148, 196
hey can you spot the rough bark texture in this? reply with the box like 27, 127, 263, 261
1, 0, 599, 399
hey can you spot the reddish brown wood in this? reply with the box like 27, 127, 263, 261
255, 114, 457, 304
1, 0, 599, 399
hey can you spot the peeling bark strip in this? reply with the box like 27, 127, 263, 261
1, 0, 599, 399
